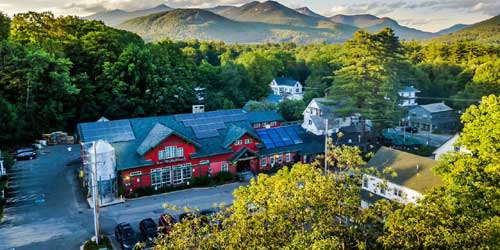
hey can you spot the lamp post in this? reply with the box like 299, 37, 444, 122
324, 119, 329, 174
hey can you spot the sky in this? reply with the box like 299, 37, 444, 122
0, 0, 498, 32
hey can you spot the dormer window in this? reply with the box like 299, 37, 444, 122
159, 146, 184, 160
235, 140, 243, 146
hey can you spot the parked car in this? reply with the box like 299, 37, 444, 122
139, 218, 158, 244
405, 126, 418, 133
11, 147, 37, 161
199, 209, 222, 227
115, 223, 140, 250
178, 212, 198, 222
158, 213, 176, 235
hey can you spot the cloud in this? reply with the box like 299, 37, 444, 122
62, 0, 168, 14
165, 0, 248, 8
398, 17, 446, 27
325, 1, 405, 16
326, 0, 500, 17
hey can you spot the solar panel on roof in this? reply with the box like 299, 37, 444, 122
80, 120, 135, 143
194, 130, 219, 139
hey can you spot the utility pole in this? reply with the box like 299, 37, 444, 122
91, 142, 101, 244
324, 119, 328, 174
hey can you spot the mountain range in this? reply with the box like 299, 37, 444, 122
84, 1, 493, 44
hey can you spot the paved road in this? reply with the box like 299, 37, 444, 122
0, 146, 242, 250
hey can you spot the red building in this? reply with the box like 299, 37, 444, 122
78, 109, 324, 195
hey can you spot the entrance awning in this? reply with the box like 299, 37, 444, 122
229, 147, 259, 163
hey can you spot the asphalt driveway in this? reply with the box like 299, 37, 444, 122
0, 145, 242, 250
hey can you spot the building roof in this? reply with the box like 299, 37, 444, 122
78, 109, 289, 171
420, 102, 453, 113
246, 111, 284, 124
265, 94, 283, 104
399, 86, 420, 93
273, 77, 300, 87
365, 146, 442, 193
257, 125, 325, 156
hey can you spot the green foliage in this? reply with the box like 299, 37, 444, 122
0, 12, 10, 40
382, 95, 500, 249
331, 28, 403, 131
157, 163, 395, 249
277, 99, 305, 121
83, 236, 112, 250
243, 101, 276, 112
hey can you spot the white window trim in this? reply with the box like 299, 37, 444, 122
234, 140, 243, 146
245, 138, 253, 144
261, 157, 267, 166
221, 163, 229, 172
286, 152, 291, 162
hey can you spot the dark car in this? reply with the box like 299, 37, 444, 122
115, 223, 140, 250
12, 148, 37, 161
139, 218, 158, 243
199, 209, 223, 227
158, 213, 176, 235
405, 126, 418, 133
178, 212, 198, 222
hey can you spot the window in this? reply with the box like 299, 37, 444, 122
172, 164, 192, 184
362, 177, 368, 188
234, 140, 243, 146
260, 157, 267, 166
130, 171, 142, 177
253, 123, 260, 129
270, 121, 277, 126
158, 146, 184, 160
151, 168, 171, 187
221, 163, 229, 172
244, 139, 253, 144
278, 154, 283, 164
308, 120, 312, 125
270, 156, 275, 165
286, 153, 291, 162
393, 189, 403, 197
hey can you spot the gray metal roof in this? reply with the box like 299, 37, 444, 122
420, 102, 452, 113
136, 123, 174, 156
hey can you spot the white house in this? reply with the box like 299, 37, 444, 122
270, 77, 304, 101
302, 98, 363, 136
398, 86, 420, 107
361, 146, 442, 208
432, 133, 470, 160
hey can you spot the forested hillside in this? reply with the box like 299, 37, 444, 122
431, 15, 500, 44
118, 8, 357, 43
1, 11, 500, 149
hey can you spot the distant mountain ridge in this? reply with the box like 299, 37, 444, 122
430, 15, 500, 44
294, 7, 327, 19
84, 1, 491, 44
117, 8, 357, 44
436, 24, 469, 35
330, 14, 436, 40
83, 4, 172, 26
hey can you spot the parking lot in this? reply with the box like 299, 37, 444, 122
0, 145, 242, 250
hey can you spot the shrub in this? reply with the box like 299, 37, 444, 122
191, 176, 211, 187
213, 171, 234, 184
83, 236, 112, 250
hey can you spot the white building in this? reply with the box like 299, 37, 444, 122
432, 134, 470, 160
270, 77, 304, 101
361, 147, 442, 208
398, 86, 420, 107
302, 98, 363, 136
